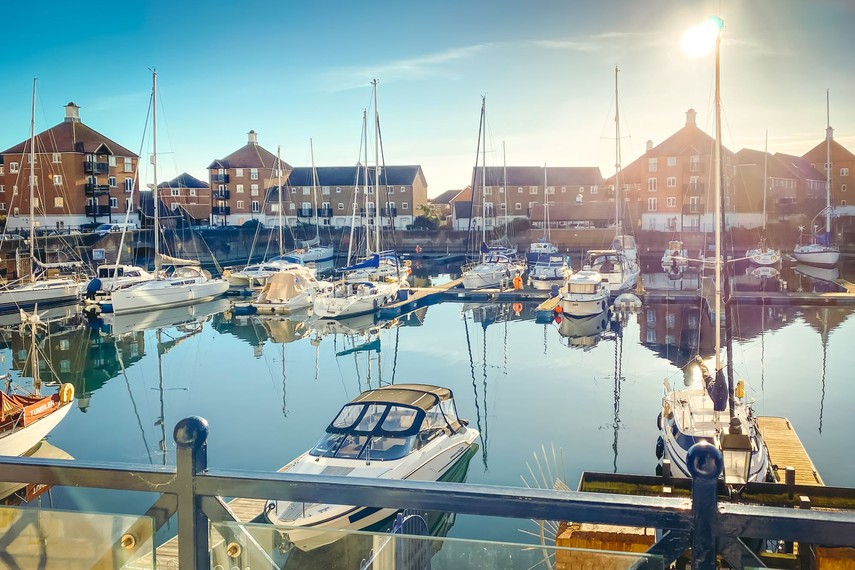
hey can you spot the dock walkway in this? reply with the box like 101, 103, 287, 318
757, 416, 825, 486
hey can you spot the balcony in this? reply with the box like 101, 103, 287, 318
380, 207, 398, 217
682, 203, 704, 214
684, 183, 705, 195
212, 206, 231, 216
83, 161, 110, 174
212, 173, 230, 183
85, 183, 111, 196
85, 204, 111, 216
214, 190, 230, 200
297, 208, 314, 218
317, 207, 333, 218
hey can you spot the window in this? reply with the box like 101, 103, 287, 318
690, 155, 700, 171
52, 153, 62, 164
0, 185, 3, 193
251, 184, 259, 196
236, 184, 244, 194
667, 177, 676, 188
0, 166, 3, 174
842, 168, 850, 177
108, 176, 117, 187
484, 187, 492, 195
337, 203, 344, 210
250, 168, 258, 180
648, 178, 657, 192
590, 186, 598, 194
646, 330, 657, 343
236, 168, 244, 177
189, 188, 196, 197
666, 197, 676, 208
0, 203, 6, 212
518, 187, 523, 193
842, 200, 847, 206
322, 186, 330, 195
9, 162, 19, 173
401, 186, 406, 193
33, 197, 39, 208
124, 178, 133, 193
171, 188, 180, 197
646, 310, 656, 324
666, 313, 676, 329
236, 200, 245, 209
843, 184, 847, 193
290, 187, 297, 194
561, 186, 566, 193
124, 158, 133, 172
125, 198, 132, 210
647, 197, 657, 211
648, 158, 658, 172
515, 203, 522, 210
336, 187, 342, 193
546, 187, 554, 194
170, 202, 179, 212
109, 156, 116, 167
251, 201, 260, 212
53, 175, 62, 186
401, 202, 409, 210
667, 156, 677, 167
110, 197, 118, 208
54, 197, 64, 208
302, 187, 310, 195
289, 203, 295, 210
530, 186, 538, 194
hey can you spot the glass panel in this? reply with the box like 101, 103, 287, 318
211, 518, 664, 570
0, 506, 153, 569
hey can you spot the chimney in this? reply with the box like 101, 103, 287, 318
686, 108, 697, 127
646, 140, 653, 152
248, 130, 258, 145
64, 102, 81, 123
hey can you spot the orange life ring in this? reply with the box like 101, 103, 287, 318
59, 383, 74, 404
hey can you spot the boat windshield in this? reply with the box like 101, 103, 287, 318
310, 403, 425, 461
569, 282, 597, 294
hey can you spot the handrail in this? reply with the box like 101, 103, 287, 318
0, 416, 852, 570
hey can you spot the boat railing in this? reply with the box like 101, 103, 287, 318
0, 416, 852, 570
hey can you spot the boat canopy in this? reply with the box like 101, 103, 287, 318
338, 253, 380, 272
256, 272, 307, 303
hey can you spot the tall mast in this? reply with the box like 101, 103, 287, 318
502, 141, 508, 239
713, 30, 723, 373
347, 110, 367, 265
825, 89, 832, 240
28, 78, 36, 281
614, 66, 622, 239
277, 146, 283, 256
152, 69, 160, 272
372, 79, 381, 254
762, 131, 768, 231
543, 163, 549, 241
310, 138, 318, 244
480, 96, 487, 246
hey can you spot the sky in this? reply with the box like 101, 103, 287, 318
2, 0, 854, 198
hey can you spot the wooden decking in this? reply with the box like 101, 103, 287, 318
757, 416, 825, 486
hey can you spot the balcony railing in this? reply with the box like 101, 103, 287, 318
213, 190, 230, 200
318, 207, 333, 218
212, 173, 230, 183
85, 183, 111, 196
85, 204, 111, 216
212, 206, 231, 216
360, 208, 377, 217
297, 208, 313, 218
0, 416, 851, 570
84, 161, 110, 174
380, 207, 398, 217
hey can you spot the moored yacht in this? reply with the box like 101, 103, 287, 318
558, 269, 609, 317
265, 384, 479, 551
528, 254, 572, 291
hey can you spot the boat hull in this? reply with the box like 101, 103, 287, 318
106, 278, 229, 314
461, 262, 524, 289
0, 279, 80, 313
792, 246, 840, 268
0, 401, 72, 457
312, 282, 399, 319
559, 295, 608, 317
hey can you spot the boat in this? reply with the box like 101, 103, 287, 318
82, 263, 156, 306
746, 133, 781, 267
92, 297, 229, 336
226, 259, 312, 289
461, 98, 525, 289
661, 240, 689, 271
555, 307, 611, 351
284, 141, 334, 265
582, 70, 640, 294
0, 79, 83, 313
528, 186, 572, 290
251, 267, 330, 315
659, 37, 770, 485
0, 310, 75, 457
793, 91, 840, 268
106, 71, 229, 315
558, 268, 609, 317
265, 384, 479, 551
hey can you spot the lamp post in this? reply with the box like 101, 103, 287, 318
721, 416, 753, 485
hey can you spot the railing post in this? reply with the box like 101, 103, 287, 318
174, 416, 210, 570
687, 441, 722, 570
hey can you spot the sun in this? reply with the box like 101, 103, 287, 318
681, 17, 723, 58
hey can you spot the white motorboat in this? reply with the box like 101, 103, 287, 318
558, 269, 609, 317
313, 279, 399, 319
528, 254, 572, 291
582, 247, 638, 294
661, 240, 689, 270
226, 259, 312, 289
82, 264, 156, 306
265, 384, 479, 551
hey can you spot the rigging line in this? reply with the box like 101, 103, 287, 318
116, 340, 154, 464
482, 318, 490, 467
391, 325, 399, 385
463, 311, 486, 469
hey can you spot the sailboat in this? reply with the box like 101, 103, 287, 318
0, 309, 75, 457
312, 80, 402, 319
659, 35, 770, 485
793, 90, 840, 268
746, 132, 781, 266
281, 141, 334, 265
461, 98, 525, 290
106, 71, 229, 315
528, 168, 572, 291
0, 79, 81, 313
582, 68, 640, 294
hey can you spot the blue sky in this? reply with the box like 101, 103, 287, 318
2, 0, 854, 197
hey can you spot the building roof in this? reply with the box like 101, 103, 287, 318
735, 149, 806, 180
644, 109, 735, 159
473, 166, 603, 187
1, 118, 138, 158
431, 189, 460, 205
284, 165, 423, 187
208, 142, 290, 170
773, 153, 826, 181
801, 137, 855, 164
157, 172, 210, 190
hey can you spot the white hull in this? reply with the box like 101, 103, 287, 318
312, 281, 399, 319
462, 261, 525, 289
792, 245, 840, 268
107, 277, 229, 314
0, 401, 72, 457
745, 247, 781, 267
0, 279, 80, 312
287, 246, 334, 264
559, 295, 608, 317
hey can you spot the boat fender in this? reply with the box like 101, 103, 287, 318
554, 305, 563, 314
657, 412, 662, 430
735, 379, 745, 399
663, 401, 672, 419
655, 436, 665, 460
85, 278, 103, 300
59, 383, 75, 404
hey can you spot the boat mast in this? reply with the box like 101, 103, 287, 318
614, 66, 622, 240
503, 141, 508, 241
713, 30, 723, 374
762, 131, 768, 232
372, 79, 381, 254
277, 146, 283, 256
347, 110, 367, 265
152, 69, 161, 273
28, 78, 36, 282
543, 163, 549, 241
825, 89, 832, 242
481, 96, 487, 248
310, 138, 320, 245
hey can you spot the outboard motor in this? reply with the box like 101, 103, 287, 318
85, 278, 103, 301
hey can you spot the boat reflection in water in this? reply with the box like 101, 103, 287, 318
555, 308, 612, 351
791, 263, 842, 293
94, 298, 230, 337
0, 440, 72, 506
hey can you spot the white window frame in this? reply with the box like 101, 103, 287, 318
322, 186, 330, 195
124, 158, 133, 173
108, 176, 117, 187
251, 200, 260, 213
171, 188, 180, 197
647, 197, 657, 211
109, 197, 118, 208
648, 158, 658, 172
251, 184, 259, 196
842, 168, 850, 177
400, 186, 406, 193
9, 162, 19, 173
52, 153, 62, 164
236, 200, 245, 209
337, 203, 344, 210
189, 188, 196, 197
666, 197, 676, 208
54, 196, 64, 208
515, 203, 522, 210
236, 184, 244, 194
401, 202, 409, 210
53, 175, 62, 186
250, 168, 258, 180
529, 186, 538, 195
125, 178, 134, 193
666, 177, 676, 188
236, 168, 244, 177
667, 156, 677, 167
648, 178, 657, 192
109, 156, 117, 167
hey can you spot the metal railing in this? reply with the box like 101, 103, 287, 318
0, 416, 852, 570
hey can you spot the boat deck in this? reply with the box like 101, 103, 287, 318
757, 416, 825, 486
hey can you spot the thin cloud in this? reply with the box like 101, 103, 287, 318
535, 31, 664, 52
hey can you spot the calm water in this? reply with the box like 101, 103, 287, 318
3, 266, 855, 549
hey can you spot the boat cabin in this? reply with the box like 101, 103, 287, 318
310, 384, 465, 462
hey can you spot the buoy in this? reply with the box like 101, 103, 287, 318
554, 305, 563, 314
736, 379, 745, 399
553, 314, 562, 324
59, 383, 74, 404
512, 302, 522, 316
655, 436, 665, 460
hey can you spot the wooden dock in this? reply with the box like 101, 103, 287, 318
757, 416, 825, 486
